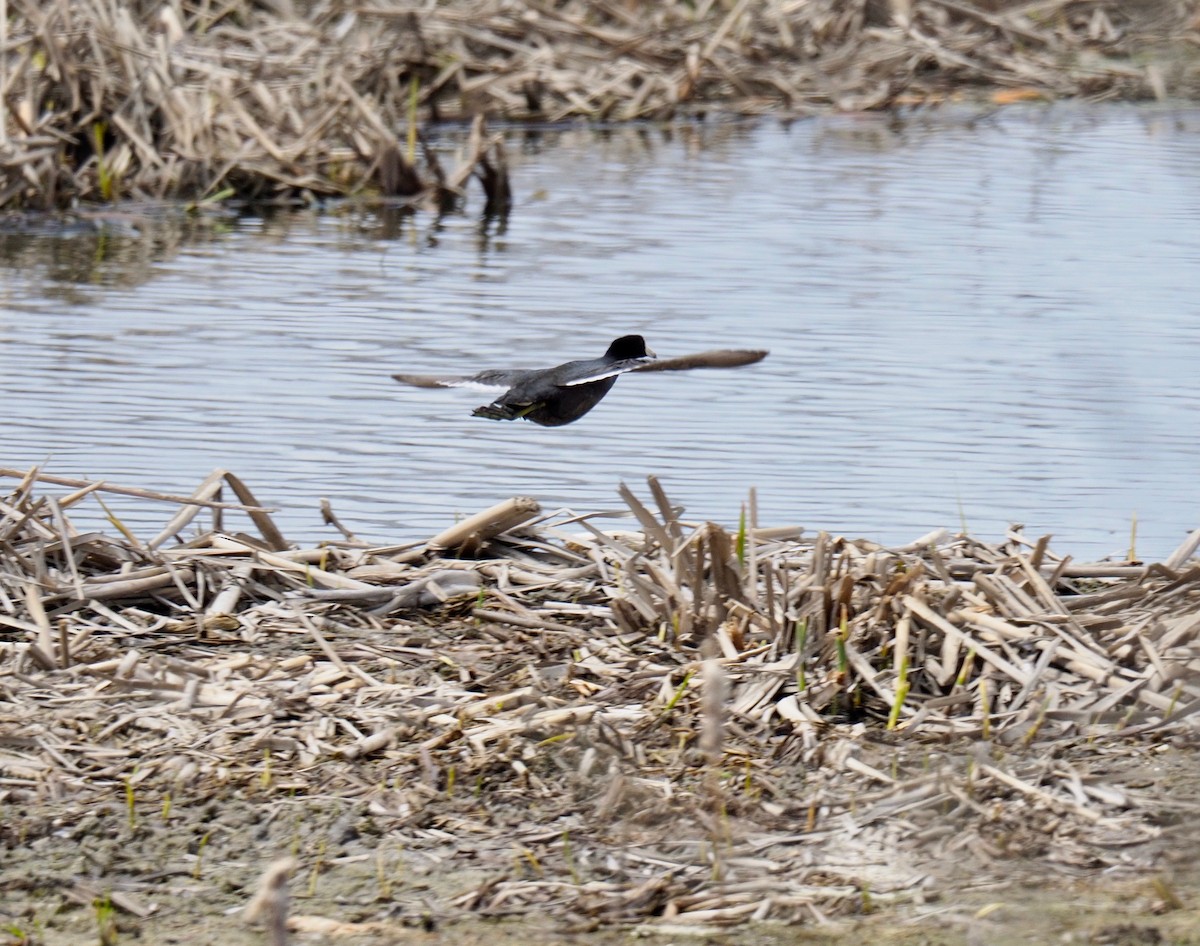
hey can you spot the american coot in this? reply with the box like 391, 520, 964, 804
391, 335, 769, 427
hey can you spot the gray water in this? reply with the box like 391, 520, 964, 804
2, 104, 1199, 560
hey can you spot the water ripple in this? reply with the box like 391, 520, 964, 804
2, 105, 1200, 557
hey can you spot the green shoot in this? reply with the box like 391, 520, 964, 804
735, 504, 747, 567
1167, 682, 1184, 718
186, 186, 236, 212
123, 774, 137, 830
92, 122, 115, 202
1152, 875, 1184, 911
1021, 701, 1048, 746
516, 847, 543, 877
835, 611, 849, 676
94, 494, 139, 548
664, 669, 693, 712
562, 830, 581, 884
261, 748, 272, 790
307, 839, 327, 896
956, 648, 976, 687
193, 831, 211, 879
94, 895, 118, 946
794, 618, 808, 692
375, 846, 392, 900
887, 655, 909, 731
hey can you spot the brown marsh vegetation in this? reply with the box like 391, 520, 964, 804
1, 0, 1198, 210
3, 467, 1200, 940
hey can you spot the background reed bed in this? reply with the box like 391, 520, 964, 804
1, 0, 1196, 210
2, 467, 1199, 933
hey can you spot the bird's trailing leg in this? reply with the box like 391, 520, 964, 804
472, 402, 543, 421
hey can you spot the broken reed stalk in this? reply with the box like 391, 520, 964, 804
425, 496, 542, 554
0, 0, 1192, 210
0, 467, 269, 513
244, 857, 297, 946
3, 470, 1200, 926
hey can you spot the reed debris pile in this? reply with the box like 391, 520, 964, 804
2, 0, 1197, 210
1, 0, 512, 211
3, 467, 1200, 929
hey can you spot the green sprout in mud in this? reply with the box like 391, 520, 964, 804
194, 831, 211, 880
375, 846, 394, 900
123, 773, 137, 830
93, 895, 117, 946
562, 830, 581, 885
308, 839, 327, 897
515, 847, 543, 877
3, 922, 36, 945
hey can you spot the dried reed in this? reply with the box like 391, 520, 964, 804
3, 466, 1200, 928
1, 0, 1195, 210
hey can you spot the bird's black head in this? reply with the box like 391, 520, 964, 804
606, 335, 653, 360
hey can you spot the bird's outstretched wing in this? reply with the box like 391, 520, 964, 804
391, 368, 531, 392
626, 349, 768, 373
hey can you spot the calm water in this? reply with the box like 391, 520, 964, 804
2, 104, 1199, 560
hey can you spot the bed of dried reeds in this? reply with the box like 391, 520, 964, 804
3, 466, 1200, 932
1, 0, 1197, 211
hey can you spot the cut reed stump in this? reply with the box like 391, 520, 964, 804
3, 467, 1200, 928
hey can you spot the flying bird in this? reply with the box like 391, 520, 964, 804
391, 334, 769, 427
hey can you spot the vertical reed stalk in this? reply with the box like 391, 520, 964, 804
1, 0, 7, 147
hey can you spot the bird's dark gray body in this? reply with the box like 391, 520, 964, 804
469, 336, 653, 426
